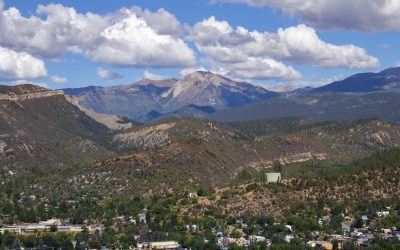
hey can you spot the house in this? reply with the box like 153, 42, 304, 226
249, 235, 266, 243
137, 242, 149, 249
307, 240, 333, 250
376, 211, 390, 217
0, 140, 6, 155
218, 237, 235, 249
0, 226, 22, 234
266, 173, 282, 183
235, 237, 250, 247
148, 241, 180, 249
58, 225, 83, 233
285, 225, 293, 233
88, 224, 105, 233
357, 234, 374, 246
138, 213, 147, 224
285, 234, 294, 242
39, 219, 62, 226
188, 192, 197, 198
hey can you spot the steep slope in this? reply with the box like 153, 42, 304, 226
65, 95, 134, 130
0, 84, 114, 175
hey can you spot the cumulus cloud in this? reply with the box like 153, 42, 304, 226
97, 67, 123, 80
0, 46, 47, 80
0, 2, 195, 68
180, 67, 208, 77
0, 3, 108, 58
187, 17, 378, 80
212, 0, 400, 31
50, 75, 68, 84
143, 70, 169, 80
131, 7, 182, 36
276, 25, 379, 68
217, 58, 302, 80
85, 10, 195, 67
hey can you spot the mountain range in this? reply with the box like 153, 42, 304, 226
64, 71, 277, 122
63, 67, 400, 123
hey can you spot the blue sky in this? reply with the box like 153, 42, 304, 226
1, 0, 399, 90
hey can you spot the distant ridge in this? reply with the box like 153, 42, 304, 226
313, 67, 400, 93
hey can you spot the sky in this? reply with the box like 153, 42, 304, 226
0, 0, 399, 91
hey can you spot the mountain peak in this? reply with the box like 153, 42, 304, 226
182, 71, 233, 85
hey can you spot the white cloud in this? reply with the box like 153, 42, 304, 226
0, 46, 47, 80
0, 3, 108, 58
143, 70, 169, 80
0, 2, 195, 68
50, 75, 68, 84
97, 67, 122, 80
276, 25, 379, 68
85, 11, 195, 67
187, 17, 378, 80
180, 67, 208, 77
212, 0, 400, 31
213, 58, 302, 80
132, 7, 182, 36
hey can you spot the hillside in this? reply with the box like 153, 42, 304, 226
187, 149, 400, 219
14, 118, 400, 197
210, 92, 400, 123
2, 84, 400, 203
0, 84, 115, 176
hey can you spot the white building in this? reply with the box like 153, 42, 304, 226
148, 241, 180, 249
266, 173, 282, 183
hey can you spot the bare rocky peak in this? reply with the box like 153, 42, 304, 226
181, 71, 236, 86
162, 71, 248, 99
